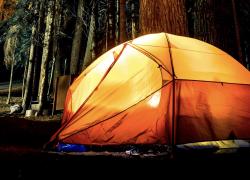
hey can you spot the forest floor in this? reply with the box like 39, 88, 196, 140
0, 95, 250, 178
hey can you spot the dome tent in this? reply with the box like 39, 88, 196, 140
49, 33, 250, 147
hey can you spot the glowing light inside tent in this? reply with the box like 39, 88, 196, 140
148, 91, 161, 108
96, 54, 114, 73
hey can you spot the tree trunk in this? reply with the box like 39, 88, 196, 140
37, 0, 54, 115
6, 56, 14, 104
139, 0, 188, 36
70, 0, 85, 75
22, 57, 28, 99
231, 0, 243, 64
6, 29, 18, 105
115, 0, 119, 45
190, 0, 239, 61
32, 0, 45, 101
21, 24, 36, 112
107, 0, 116, 49
52, 0, 63, 94
21, 2, 39, 112
192, 0, 217, 45
105, 14, 108, 51
238, 0, 250, 69
47, 56, 55, 99
119, 0, 126, 43
82, 3, 96, 71
131, 1, 137, 39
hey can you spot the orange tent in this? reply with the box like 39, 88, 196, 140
50, 33, 250, 146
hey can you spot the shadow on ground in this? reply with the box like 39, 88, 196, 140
0, 115, 250, 179
0, 115, 60, 148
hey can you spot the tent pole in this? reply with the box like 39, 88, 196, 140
165, 33, 176, 149
172, 78, 175, 147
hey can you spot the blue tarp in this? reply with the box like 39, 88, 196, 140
57, 143, 88, 152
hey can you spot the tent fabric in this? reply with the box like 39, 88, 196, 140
61, 85, 172, 145
49, 33, 250, 146
175, 80, 250, 144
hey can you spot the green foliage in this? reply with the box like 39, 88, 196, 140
14, 23, 32, 69
1, 0, 34, 69
0, 20, 9, 43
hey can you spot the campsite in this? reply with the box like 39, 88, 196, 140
1, 0, 250, 178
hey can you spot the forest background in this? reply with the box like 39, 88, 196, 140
0, 0, 249, 115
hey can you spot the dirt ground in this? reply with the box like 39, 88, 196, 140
0, 96, 23, 113
0, 95, 250, 178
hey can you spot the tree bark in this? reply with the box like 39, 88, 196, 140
139, 0, 188, 36
119, 0, 126, 43
6, 54, 14, 104
21, 23, 36, 112
37, 0, 54, 115
131, 1, 137, 39
231, 0, 243, 64
22, 57, 28, 99
6, 27, 18, 105
70, 0, 85, 75
21, 2, 39, 112
52, 0, 63, 94
192, 0, 217, 45
105, 13, 108, 51
32, 0, 45, 100
82, 3, 96, 71
115, 0, 119, 45
107, 0, 116, 49
190, 0, 239, 61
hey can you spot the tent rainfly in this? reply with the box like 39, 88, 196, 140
49, 33, 250, 146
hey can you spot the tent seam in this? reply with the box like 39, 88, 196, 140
175, 78, 250, 86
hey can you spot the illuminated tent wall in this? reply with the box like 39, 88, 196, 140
50, 33, 250, 146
